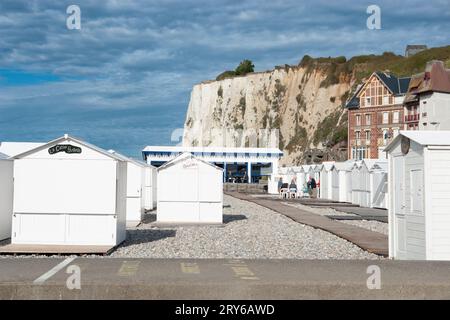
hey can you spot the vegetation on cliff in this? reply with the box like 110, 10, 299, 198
216, 59, 255, 81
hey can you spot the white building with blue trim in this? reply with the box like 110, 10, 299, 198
142, 146, 283, 184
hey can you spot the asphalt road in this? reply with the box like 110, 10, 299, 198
1, 258, 450, 299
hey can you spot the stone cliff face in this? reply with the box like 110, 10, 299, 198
182, 46, 450, 165
183, 62, 353, 166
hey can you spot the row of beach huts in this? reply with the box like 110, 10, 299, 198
0, 134, 223, 252
278, 130, 450, 261
1, 130, 450, 260
277, 159, 388, 209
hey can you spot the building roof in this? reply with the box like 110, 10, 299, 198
375, 72, 411, 95
157, 152, 223, 172
345, 85, 364, 109
143, 145, 283, 155
345, 72, 411, 109
12, 134, 125, 161
0, 142, 45, 157
406, 45, 427, 50
404, 61, 450, 104
385, 130, 450, 151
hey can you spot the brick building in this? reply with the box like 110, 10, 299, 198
346, 72, 410, 160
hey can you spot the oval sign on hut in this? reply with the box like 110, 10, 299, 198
48, 144, 82, 155
401, 136, 410, 155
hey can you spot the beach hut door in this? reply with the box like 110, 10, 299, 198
393, 156, 406, 258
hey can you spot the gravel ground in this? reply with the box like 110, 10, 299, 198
283, 202, 388, 235
0, 195, 382, 259
110, 195, 380, 259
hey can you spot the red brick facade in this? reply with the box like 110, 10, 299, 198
348, 105, 404, 159
347, 74, 405, 160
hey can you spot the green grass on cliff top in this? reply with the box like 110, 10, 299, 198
300, 45, 450, 81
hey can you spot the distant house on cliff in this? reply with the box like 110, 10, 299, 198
405, 45, 427, 57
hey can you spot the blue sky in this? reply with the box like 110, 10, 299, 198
0, 0, 449, 157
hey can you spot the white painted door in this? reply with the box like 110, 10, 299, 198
393, 156, 406, 258
410, 169, 423, 214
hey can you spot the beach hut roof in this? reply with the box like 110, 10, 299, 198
372, 161, 388, 171
350, 160, 362, 170
108, 149, 156, 169
361, 159, 378, 170
286, 167, 296, 174
12, 134, 125, 161
321, 161, 335, 171
386, 130, 450, 152
157, 152, 222, 172
0, 142, 45, 157
301, 164, 312, 172
334, 160, 356, 171
0, 152, 10, 160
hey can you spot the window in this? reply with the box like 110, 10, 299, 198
383, 112, 389, 124
366, 97, 371, 106
351, 146, 368, 160
393, 111, 399, 123
365, 114, 371, 125
356, 114, 361, 126
355, 131, 361, 140
365, 130, 371, 141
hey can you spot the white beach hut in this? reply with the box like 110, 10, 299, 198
296, 167, 306, 191
278, 166, 288, 182
367, 160, 388, 209
319, 162, 335, 200
307, 165, 315, 181
157, 152, 223, 224
350, 161, 362, 205
109, 150, 157, 226
0, 153, 13, 241
358, 160, 377, 208
11, 135, 127, 247
144, 164, 158, 211
386, 131, 450, 260
331, 161, 355, 203
300, 165, 310, 182
268, 174, 282, 194
313, 164, 322, 182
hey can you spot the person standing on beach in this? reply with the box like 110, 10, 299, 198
310, 177, 317, 198
278, 178, 283, 194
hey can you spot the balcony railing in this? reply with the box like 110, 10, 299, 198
405, 114, 420, 122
